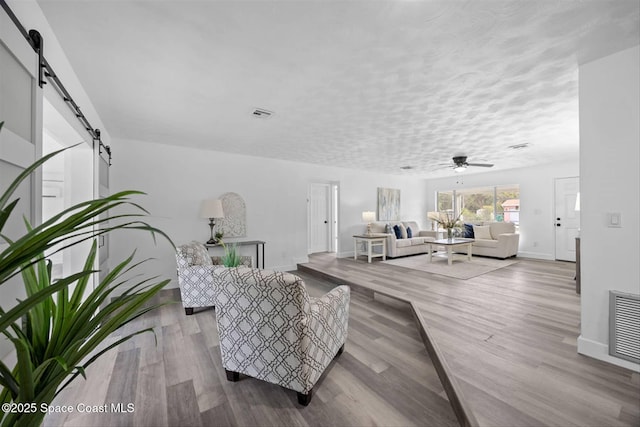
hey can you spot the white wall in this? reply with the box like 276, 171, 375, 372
425, 160, 579, 260
110, 138, 428, 287
578, 45, 640, 371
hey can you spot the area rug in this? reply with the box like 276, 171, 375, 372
381, 254, 518, 280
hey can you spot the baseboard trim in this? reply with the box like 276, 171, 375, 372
517, 251, 554, 260
577, 336, 640, 372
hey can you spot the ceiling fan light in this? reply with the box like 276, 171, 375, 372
454, 165, 466, 172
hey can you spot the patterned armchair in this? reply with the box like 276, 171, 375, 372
212, 266, 350, 405
175, 241, 216, 315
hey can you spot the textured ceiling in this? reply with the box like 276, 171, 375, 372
37, 1, 639, 177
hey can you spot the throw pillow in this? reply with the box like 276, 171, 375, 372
473, 225, 492, 240
393, 224, 402, 239
189, 241, 213, 266
406, 226, 413, 238
399, 223, 408, 239
464, 223, 474, 238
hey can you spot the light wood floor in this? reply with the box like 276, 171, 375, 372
298, 254, 640, 427
42, 254, 640, 427
43, 272, 458, 427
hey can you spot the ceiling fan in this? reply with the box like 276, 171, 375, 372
450, 156, 494, 172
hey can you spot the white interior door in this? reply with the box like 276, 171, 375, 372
0, 17, 43, 360
555, 177, 580, 261
308, 183, 330, 254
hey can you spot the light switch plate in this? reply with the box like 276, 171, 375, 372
607, 212, 622, 228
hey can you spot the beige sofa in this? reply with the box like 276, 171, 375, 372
456, 222, 519, 259
369, 221, 437, 258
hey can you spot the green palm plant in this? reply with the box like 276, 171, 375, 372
220, 241, 242, 267
0, 121, 173, 426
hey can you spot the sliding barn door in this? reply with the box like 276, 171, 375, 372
97, 148, 110, 285
0, 14, 43, 359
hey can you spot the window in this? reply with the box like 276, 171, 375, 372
437, 191, 453, 213
436, 185, 520, 224
496, 185, 520, 224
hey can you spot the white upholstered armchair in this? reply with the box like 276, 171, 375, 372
212, 266, 350, 405
175, 241, 216, 315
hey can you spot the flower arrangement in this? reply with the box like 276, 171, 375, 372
428, 211, 462, 239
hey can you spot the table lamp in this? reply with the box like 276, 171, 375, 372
200, 199, 225, 244
362, 211, 376, 235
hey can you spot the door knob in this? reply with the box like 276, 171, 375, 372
557, 217, 561, 221
556, 223, 561, 227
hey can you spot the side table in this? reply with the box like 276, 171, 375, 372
206, 240, 266, 269
353, 234, 387, 263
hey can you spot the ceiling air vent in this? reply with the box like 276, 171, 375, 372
400, 166, 414, 170
251, 108, 274, 119
508, 143, 529, 150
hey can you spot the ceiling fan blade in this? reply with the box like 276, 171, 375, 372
467, 163, 494, 167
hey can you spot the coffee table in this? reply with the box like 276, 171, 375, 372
427, 238, 475, 266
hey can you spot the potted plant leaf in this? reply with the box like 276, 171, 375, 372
0, 121, 173, 427
220, 241, 243, 267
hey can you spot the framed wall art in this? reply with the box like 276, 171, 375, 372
219, 192, 247, 237
377, 187, 400, 221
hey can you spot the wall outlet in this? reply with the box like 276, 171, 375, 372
607, 212, 622, 228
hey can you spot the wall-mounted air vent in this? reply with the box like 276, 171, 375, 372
251, 108, 274, 118
609, 291, 640, 364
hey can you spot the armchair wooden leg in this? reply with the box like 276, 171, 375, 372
297, 389, 313, 406
225, 370, 239, 382
184, 307, 194, 315
335, 343, 345, 358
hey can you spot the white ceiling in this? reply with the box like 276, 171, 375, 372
37, 1, 639, 177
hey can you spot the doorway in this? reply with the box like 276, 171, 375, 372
308, 182, 339, 255
554, 176, 580, 262
42, 99, 94, 281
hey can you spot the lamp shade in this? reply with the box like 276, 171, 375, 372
362, 211, 376, 222
200, 199, 224, 219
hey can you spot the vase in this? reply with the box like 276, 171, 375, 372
446, 228, 453, 241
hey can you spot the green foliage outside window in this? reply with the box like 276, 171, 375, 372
436, 185, 519, 224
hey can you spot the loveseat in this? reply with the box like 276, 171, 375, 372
369, 221, 437, 258
456, 222, 519, 259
